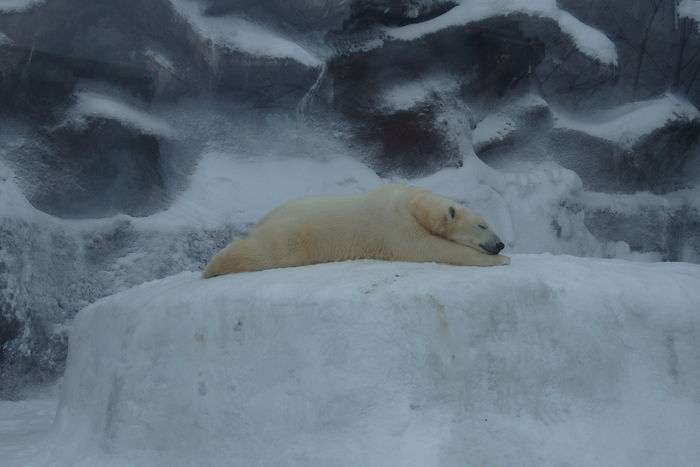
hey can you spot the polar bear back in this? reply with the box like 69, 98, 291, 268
252, 185, 412, 264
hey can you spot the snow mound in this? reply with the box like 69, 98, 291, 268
169, 0, 321, 68
39, 256, 700, 466
554, 93, 700, 149
65, 91, 175, 138
385, 0, 618, 65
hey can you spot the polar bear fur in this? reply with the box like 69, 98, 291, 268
203, 184, 509, 278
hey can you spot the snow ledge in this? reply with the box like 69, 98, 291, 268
36, 255, 700, 466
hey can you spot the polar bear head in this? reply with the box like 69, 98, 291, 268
409, 191, 505, 255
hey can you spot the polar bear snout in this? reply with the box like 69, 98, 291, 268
479, 239, 505, 255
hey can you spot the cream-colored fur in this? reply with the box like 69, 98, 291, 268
203, 184, 509, 278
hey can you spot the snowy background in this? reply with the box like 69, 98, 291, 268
1, 1, 700, 465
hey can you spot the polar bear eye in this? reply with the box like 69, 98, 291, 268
448, 206, 456, 219
478, 224, 487, 230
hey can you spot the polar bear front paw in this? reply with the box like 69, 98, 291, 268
497, 255, 511, 266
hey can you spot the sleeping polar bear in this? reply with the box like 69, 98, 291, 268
203, 184, 509, 278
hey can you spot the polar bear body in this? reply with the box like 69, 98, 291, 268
203, 184, 508, 277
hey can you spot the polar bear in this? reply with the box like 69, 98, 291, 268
203, 184, 509, 278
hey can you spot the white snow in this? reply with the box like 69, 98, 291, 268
65, 91, 176, 138
169, 0, 321, 68
385, 0, 618, 65
472, 114, 516, 149
0, 0, 45, 12
28, 255, 700, 466
680, 0, 700, 25
381, 75, 460, 111
554, 93, 700, 149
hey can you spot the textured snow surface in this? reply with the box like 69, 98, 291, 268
386, 0, 618, 65
169, 0, 321, 67
65, 91, 176, 138
554, 93, 700, 149
28, 255, 700, 467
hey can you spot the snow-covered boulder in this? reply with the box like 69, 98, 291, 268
40, 256, 700, 466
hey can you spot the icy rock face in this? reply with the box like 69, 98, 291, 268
40, 256, 700, 466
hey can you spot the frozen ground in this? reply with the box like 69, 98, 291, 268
14, 254, 700, 467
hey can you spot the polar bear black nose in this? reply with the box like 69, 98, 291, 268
496, 242, 504, 252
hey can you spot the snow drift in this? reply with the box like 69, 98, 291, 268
34, 255, 700, 466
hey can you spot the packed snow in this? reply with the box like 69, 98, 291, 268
554, 93, 700, 149
64, 91, 176, 138
23, 255, 700, 466
169, 0, 321, 67
385, 0, 618, 65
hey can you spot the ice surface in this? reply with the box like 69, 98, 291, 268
169, 0, 321, 67
385, 0, 618, 65
31, 255, 700, 466
554, 93, 700, 149
680, 0, 700, 25
65, 91, 176, 138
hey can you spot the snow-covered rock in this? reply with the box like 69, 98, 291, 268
385, 0, 618, 65
36, 255, 700, 466
169, 0, 321, 68
65, 91, 176, 139
553, 93, 700, 151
